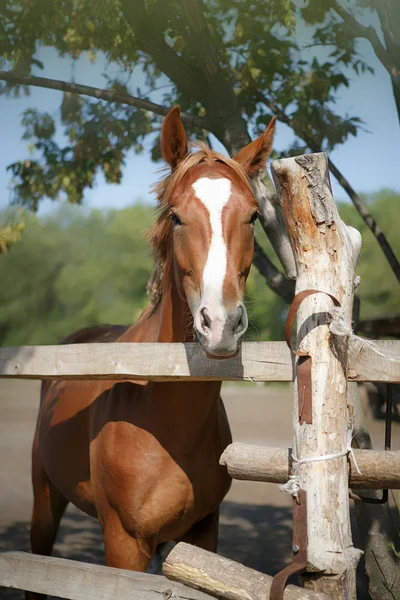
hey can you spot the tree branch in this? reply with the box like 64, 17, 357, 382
254, 91, 400, 284
253, 239, 295, 303
120, 0, 209, 105
251, 173, 297, 279
372, 0, 400, 125
328, 0, 400, 90
0, 70, 205, 128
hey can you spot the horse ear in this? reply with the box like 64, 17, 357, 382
161, 106, 188, 168
233, 117, 276, 175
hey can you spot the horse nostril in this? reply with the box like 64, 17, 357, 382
234, 304, 246, 336
200, 307, 211, 332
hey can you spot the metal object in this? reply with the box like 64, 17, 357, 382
350, 383, 393, 505
297, 356, 312, 425
269, 490, 308, 600
285, 289, 340, 426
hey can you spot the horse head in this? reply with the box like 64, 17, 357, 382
153, 106, 276, 358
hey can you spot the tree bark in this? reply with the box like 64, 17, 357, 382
271, 152, 363, 599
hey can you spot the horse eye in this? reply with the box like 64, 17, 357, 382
171, 213, 182, 227
249, 212, 258, 225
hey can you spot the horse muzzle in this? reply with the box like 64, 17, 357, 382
194, 302, 248, 358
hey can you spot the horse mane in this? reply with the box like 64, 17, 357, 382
146, 141, 252, 305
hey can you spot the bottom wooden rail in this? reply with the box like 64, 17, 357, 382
0, 551, 212, 600
163, 542, 330, 600
220, 443, 400, 489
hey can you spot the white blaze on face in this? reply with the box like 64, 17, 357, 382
192, 177, 231, 325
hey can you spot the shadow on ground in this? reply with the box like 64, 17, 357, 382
0, 501, 294, 599
0, 501, 374, 600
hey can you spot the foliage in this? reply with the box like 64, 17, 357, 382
0, 0, 376, 209
0, 209, 25, 253
7, 98, 154, 211
0, 203, 154, 345
0, 191, 398, 347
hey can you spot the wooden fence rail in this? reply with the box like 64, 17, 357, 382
220, 443, 400, 489
0, 551, 212, 600
163, 542, 330, 600
0, 340, 399, 382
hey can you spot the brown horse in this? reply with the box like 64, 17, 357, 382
27, 107, 275, 597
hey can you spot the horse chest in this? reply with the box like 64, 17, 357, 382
135, 452, 229, 542
93, 417, 230, 542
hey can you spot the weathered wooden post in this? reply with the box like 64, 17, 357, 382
270, 153, 362, 599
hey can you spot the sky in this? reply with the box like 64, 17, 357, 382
0, 24, 399, 217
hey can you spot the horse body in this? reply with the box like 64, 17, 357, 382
27, 107, 275, 598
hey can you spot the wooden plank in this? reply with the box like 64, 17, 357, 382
0, 340, 398, 382
220, 443, 400, 489
0, 341, 290, 382
163, 542, 330, 600
0, 551, 212, 600
348, 338, 400, 383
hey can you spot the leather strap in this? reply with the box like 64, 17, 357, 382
285, 289, 340, 425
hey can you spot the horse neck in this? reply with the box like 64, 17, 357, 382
154, 256, 193, 344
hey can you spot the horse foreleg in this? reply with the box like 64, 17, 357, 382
101, 510, 152, 571
26, 444, 69, 600
180, 510, 220, 553
141, 511, 221, 576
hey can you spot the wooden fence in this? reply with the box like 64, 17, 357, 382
0, 152, 399, 600
0, 339, 399, 383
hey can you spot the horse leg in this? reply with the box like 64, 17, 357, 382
101, 509, 152, 571
26, 448, 68, 600
145, 512, 220, 576
180, 509, 220, 552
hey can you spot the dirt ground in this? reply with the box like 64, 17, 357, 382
0, 379, 399, 599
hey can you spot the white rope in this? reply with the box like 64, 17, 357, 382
292, 427, 361, 474
280, 475, 301, 497
280, 425, 361, 499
